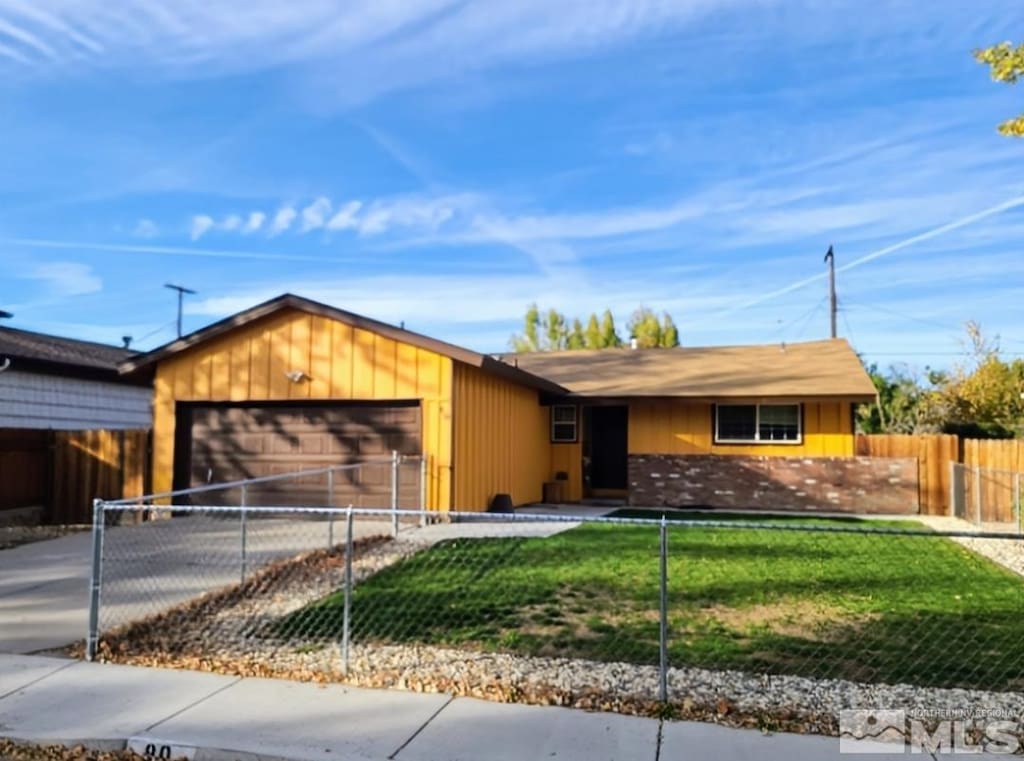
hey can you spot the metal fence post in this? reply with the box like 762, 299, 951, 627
974, 465, 983, 526
658, 515, 668, 703
240, 484, 248, 584
343, 506, 354, 675
1015, 472, 1022, 534
391, 450, 400, 537
419, 455, 428, 528
327, 469, 335, 548
949, 461, 956, 518
85, 498, 105, 662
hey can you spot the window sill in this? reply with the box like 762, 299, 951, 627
713, 439, 804, 446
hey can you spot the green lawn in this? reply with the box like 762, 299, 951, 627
279, 512, 1024, 690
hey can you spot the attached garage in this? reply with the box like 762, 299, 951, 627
119, 294, 564, 511
175, 401, 422, 506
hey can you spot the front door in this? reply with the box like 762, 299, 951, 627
586, 405, 628, 492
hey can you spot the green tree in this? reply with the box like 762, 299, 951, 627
545, 308, 568, 351
628, 307, 663, 348
661, 312, 680, 348
600, 309, 622, 348
935, 322, 1024, 437
584, 313, 603, 349
511, 303, 542, 352
856, 364, 938, 434
512, 305, 680, 352
975, 42, 1024, 136
567, 318, 586, 350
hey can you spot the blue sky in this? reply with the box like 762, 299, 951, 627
2, 1, 1024, 372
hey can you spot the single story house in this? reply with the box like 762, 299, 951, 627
0, 325, 152, 430
120, 293, 902, 513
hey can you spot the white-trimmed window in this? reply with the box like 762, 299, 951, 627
715, 404, 801, 444
551, 405, 578, 443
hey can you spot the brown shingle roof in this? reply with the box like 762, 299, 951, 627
0, 326, 134, 371
119, 293, 567, 395
504, 338, 877, 401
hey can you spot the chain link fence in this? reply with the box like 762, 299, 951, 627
951, 462, 1023, 530
83, 497, 1024, 725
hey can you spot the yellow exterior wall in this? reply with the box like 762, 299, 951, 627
627, 400, 854, 457
452, 363, 551, 510
151, 308, 453, 509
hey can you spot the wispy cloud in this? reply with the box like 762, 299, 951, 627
24, 261, 102, 296
0, 0, 776, 102
1, 237, 362, 265
132, 218, 159, 238
185, 193, 476, 240
269, 205, 297, 236
326, 201, 362, 231
189, 214, 215, 240
299, 196, 331, 232
242, 211, 266, 234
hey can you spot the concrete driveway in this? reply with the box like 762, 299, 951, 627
0, 516, 395, 654
0, 530, 94, 654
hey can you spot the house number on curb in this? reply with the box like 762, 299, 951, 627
127, 737, 197, 760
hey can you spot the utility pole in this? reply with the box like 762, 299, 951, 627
164, 284, 196, 338
824, 245, 837, 338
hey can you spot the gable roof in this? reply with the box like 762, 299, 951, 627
0, 325, 141, 382
118, 293, 567, 395
505, 339, 877, 401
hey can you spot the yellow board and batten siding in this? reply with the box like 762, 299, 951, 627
628, 400, 854, 457
151, 308, 453, 509
452, 363, 551, 509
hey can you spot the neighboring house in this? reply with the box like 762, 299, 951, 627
120, 293, 894, 513
0, 326, 152, 430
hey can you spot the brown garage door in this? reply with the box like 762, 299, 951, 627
179, 402, 421, 507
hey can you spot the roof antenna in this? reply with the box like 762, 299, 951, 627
164, 284, 196, 338
122, 336, 133, 349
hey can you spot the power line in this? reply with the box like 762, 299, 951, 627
839, 304, 858, 347
134, 319, 178, 345
792, 298, 827, 342
770, 295, 826, 340
689, 194, 1024, 327
842, 302, 963, 334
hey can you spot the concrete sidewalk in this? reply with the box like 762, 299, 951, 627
0, 654, 916, 761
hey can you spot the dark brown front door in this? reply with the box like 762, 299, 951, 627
586, 405, 628, 491
175, 402, 421, 507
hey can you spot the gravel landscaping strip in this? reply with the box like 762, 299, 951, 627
77, 528, 1024, 740
953, 536, 1024, 578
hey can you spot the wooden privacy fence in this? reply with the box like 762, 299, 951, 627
960, 439, 1024, 524
0, 428, 150, 524
856, 433, 958, 515
857, 434, 1024, 517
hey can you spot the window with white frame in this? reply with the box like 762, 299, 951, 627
551, 405, 578, 443
714, 403, 801, 443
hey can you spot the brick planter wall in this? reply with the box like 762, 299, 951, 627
628, 454, 919, 514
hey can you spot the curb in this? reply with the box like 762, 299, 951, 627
8, 735, 352, 761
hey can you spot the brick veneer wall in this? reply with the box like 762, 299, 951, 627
628, 454, 919, 514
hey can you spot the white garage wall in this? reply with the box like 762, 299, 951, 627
0, 369, 152, 430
